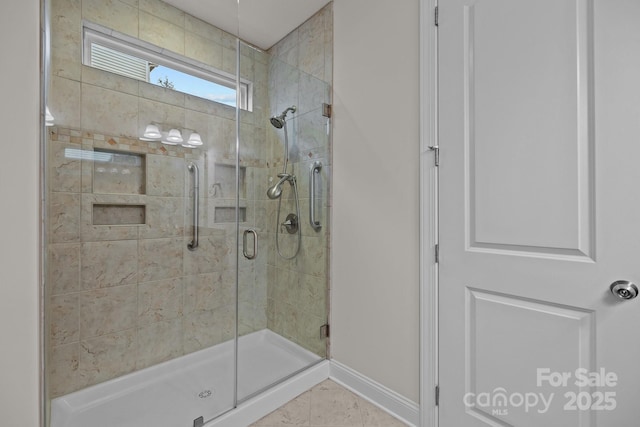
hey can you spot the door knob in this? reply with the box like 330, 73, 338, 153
610, 280, 639, 300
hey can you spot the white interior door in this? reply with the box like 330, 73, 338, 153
438, 0, 640, 426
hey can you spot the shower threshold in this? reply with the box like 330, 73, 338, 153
50, 329, 321, 427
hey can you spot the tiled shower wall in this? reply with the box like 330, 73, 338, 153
46, 0, 332, 399
47, 0, 270, 397
262, 4, 333, 357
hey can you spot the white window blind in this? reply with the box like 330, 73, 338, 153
89, 42, 150, 82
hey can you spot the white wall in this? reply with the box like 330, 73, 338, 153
0, 0, 41, 425
332, 0, 421, 402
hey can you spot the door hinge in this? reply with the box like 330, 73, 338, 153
320, 324, 330, 339
435, 6, 439, 26
435, 385, 440, 406
435, 244, 439, 263
428, 145, 439, 167
322, 103, 332, 118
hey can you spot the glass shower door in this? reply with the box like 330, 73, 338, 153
236, 38, 331, 401
45, 0, 240, 425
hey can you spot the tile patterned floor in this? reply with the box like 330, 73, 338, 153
249, 379, 409, 427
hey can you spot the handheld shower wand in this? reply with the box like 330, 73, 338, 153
266, 173, 291, 199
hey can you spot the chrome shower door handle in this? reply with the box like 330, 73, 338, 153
187, 162, 199, 251
309, 161, 322, 231
243, 229, 258, 260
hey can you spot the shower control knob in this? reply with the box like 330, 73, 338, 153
610, 280, 639, 300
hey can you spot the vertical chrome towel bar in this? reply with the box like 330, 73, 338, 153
309, 161, 322, 231
187, 162, 199, 251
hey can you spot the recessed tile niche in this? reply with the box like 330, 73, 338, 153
91, 149, 146, 226
214, 163, 245, 198
93, 204, 146, 225
215, 206, 246, 223
92, 149, 145, 195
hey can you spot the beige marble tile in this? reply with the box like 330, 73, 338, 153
48, 243, 81, 295
309, 381, 362, 426
253, 390, 311, 426
183, 309, 222, 354
222, 46, 237, 75
216, 305, 235, 342
50, 0, 81, 80
296, 312, 326, 358
50, 294, 79, 346
273, 267, 299, 306
298, 273, 326, 319
296, 236, 326, 278
78, 329, 136, 386
184, 93, 235, 121
183, 232, 230, 275
81, 84, 139, 138
81, 65, 139, 96
249, 380, 410, 427
146, 154, 186, 197
183, 272, 230, 313
49, 76, 81, 129
298, 12, 325, 80
80, 240, 138, 289
138, 237, 184, 282
81, 0, 139, 38
139, 11, 185, 55
139, 81, 185, 107
79, 285, 137, 339
185, 32, 223, 69
49, 192, 81, 243
138, 277, 183, 325
49, 343, 80, 397
137, 318, 183, 368
138, 99, 186, 140
139, 196, 184, 238
49, 141, 81, 192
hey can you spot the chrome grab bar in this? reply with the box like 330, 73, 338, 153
309, 161, 322, 231
187, 162, 199, 251
243, 229, 258, 260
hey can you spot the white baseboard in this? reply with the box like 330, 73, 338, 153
206, 360, 330, 427
205, 359, 420, 427
329, 360, 420, 427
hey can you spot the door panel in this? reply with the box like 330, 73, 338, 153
464, 0, 594, 257
439, 0, 640, 426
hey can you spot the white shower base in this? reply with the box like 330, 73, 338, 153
51, 329, 321, 427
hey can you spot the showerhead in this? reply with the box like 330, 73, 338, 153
269, 105, 297, 129
266, 173, 291, 199
270, 116, 285, 129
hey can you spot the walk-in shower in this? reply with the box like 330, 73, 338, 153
43, 0, 332, 426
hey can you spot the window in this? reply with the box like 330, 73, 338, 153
82, 23, 251, 110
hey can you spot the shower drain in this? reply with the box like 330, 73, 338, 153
198, 389, 213, 399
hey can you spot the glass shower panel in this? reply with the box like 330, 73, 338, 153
44, 0, 239, 425
236, 44, 331, 401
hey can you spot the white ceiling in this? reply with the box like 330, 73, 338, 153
162, 0, 331, 50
